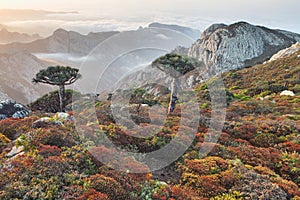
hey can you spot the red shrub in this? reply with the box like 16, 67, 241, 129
38, 144, 61, 157
88, 174, 127, 200
228, 145, 281, 170
232, 124, 256, 140
32, 127, 76, 147
41, 156, 70, 176
78, 189, 110, 200
183, 156, 229, 175
0, 116, 38, 139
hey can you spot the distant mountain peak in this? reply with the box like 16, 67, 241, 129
148, 22, 201, 40
53, 28, 69, 35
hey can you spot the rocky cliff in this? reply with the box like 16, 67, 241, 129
188, 21, 300, 73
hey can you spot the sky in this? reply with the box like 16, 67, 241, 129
0, 0, 299, 36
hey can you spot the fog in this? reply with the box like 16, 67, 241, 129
0, 0, 299, 36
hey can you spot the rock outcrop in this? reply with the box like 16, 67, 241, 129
268, 42, 300, 62
0, 99, 31, 120
188, 21, 300, 73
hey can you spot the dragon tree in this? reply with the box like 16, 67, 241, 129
152, 54, 201, 114
33, 66, 81, 112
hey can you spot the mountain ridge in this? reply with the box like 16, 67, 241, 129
0, 28, 42, 44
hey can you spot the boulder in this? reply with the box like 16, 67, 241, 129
0, 99, 31, 120
280, 90, 295, 97
53, 112, 75, 121
6, 146, 24, 158
32, 112, 74, 129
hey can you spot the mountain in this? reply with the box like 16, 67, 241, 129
0, 23, 199, 57
188, 21, 300, 73
148, 22, 201, 40
0, 29, 120, 55
0, 28, 42, 44
0, 51, 55, 104
0, 24, 198, 103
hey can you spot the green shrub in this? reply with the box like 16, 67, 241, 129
210, 191, 244, 200
233, 94, 251, 101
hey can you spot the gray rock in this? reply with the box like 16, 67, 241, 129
6, 146, 24, 158
280, 90, 295, 97
188, 21, 300, 74
269, 42, 300, 62
12, 110, 30, 119
0, 99, 31, 120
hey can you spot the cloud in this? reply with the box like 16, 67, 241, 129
155, 34, 170, 40
3, 11, 208, 36
1, 8, 299, 37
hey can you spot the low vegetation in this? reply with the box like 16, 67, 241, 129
0, 51, 299, 199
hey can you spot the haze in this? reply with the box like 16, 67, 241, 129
0, 0, 299, 36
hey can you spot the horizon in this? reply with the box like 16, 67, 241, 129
0, 0, 299, 36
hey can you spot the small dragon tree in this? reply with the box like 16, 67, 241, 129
33, 66, 81, 112
152, 54, 201, 114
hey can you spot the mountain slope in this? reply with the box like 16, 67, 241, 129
0, 47, 299, 200
188, 21, 300, 73
0, 51, 54, 104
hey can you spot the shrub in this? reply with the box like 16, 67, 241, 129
182, 157, 229, 175
38, 144, 62, 158
32, 127, 76, 147
78, 189, 110, 200
0, 116, 37, 140
0, 133, 11, 150
29, 89, 82, 113
88, 174, 127, 200
210, 191, 244, 200
250, 133, 280, 147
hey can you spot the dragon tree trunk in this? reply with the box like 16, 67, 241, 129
168, 78, 179, 115
58, 85, 66, 112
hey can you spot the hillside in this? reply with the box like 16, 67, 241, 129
0, 51, 55, 104
0, 47, 299, 199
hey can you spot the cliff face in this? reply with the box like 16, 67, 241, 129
188, 21, 300, 73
